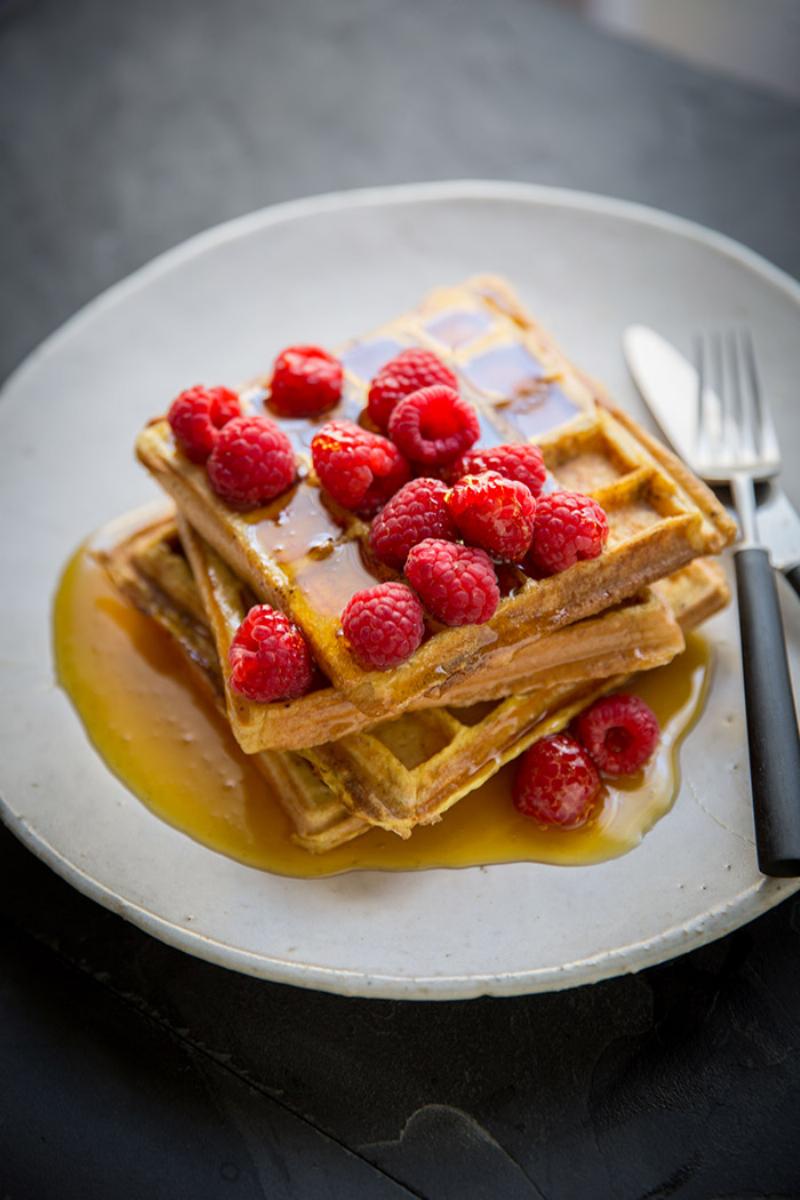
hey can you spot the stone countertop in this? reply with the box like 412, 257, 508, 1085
1, 0, 799, 1196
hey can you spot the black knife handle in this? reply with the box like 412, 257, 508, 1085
784, 562, 800, 601
735, 547, 800, 876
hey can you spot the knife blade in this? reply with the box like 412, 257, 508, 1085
623, 325, 800, 594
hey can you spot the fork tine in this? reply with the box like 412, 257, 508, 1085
694, 326, 779, 478
711, 330, 729, 457
740, 328, 765, 457
726, 329, 745, 454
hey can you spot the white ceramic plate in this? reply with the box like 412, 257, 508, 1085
2, 182, 799, 1000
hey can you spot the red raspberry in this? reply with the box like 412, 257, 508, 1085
341, 582, 425, 669
207, 415, 295, 510
447, 443, 546, 498
445, 471, 536, 562
228, 604, 314, 702
268, 345, 343, 418
311, 420, 410, 515
369, 478, 456, 570
167, 385, 241, 464
388, 385, 480, 467
405, 539, 499, 626
367, 349, 458, 431
573, 693, 660, 776
525, 491, 608, 576
513, 734, 601, 828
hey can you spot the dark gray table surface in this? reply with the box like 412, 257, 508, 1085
2, 1, 799, 1197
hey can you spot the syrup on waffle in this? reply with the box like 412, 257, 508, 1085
176, 512, 685, 753
136, 276, 735, 720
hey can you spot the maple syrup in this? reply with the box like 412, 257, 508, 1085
461, 342, 581, 439
54, 542, 711, 879
425, 308, 493, 349
241, 481, 380, 619
340, 337, 404, 381
462, 341, 546, 395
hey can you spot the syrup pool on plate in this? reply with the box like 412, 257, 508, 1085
54, 542, 711, 880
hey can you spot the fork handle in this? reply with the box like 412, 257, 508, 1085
735, 547, 800, 876
784, 563, 800, 601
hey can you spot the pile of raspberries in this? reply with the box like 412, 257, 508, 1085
167, 344, 608, 688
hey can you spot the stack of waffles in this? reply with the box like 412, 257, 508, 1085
105, 276, 736, 852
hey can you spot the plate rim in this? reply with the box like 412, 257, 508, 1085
3, 178, 798, 401
2, 801, 796, 1000
2, 179, 798, 1000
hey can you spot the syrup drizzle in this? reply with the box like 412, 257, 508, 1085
425, 308, 493, 348
242, 485, 381, 619
234, 377, 386, 617
458, 340, 580, 440
340, 337, 405, 381
231, 328, 578, 626
54, 545, 711, 879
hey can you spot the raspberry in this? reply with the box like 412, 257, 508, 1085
447, 443, 546, 498
369, 478, 456, 570
388, 385, 480, 466
207, 415, 295, 510
268, 345, 343, 418
341, 582, 424, 669
228, 604, 314, 702
405, 539, 499, 626
513, 734, 601, 828
367, 349, 458, 431
573, 693, 660, 776
525, 491, 608, 576
167, 385, 241, 464
445, 471, 536, 562
311, 420, 410, 515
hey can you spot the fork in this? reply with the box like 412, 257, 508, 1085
695, 330, 800, 877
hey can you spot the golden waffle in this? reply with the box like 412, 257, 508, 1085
136, 275, 735, 720
293, 555, 728, 839
102, 510, 728, 842
178, 513, 684, 752
179, 515, 729, 837
100, 515, 367, 850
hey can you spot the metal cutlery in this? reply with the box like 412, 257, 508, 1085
625, 325, 800, 877
624, 326, 800, 598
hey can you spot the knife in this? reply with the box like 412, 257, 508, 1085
623, 325, 800, 600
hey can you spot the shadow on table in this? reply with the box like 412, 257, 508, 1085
2, 824, 799, 1199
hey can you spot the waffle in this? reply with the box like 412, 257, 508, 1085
102, 510, 729, 844
136, 275, 735, 720
100, 514, 367, 850
177, 514, 684, 753
278, 561, 728, 837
